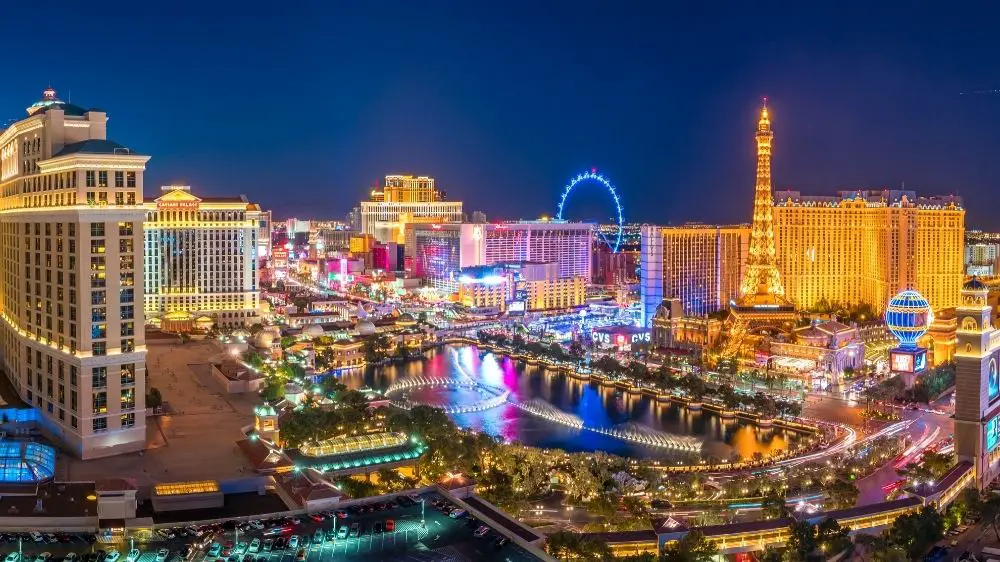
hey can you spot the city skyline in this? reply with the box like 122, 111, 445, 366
2, 4, 999, 227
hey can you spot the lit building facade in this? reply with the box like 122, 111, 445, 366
640, 224, 749, 326
407, 221, 594, 295
966, 239, 1000, 276
772, 189, 965, 312
457, 261, 585, 313
0, 88, 147, 458
257, 209, 272, 260
143, 185, 262, 329
954, 278, 1000, 489
360, 175, 463, 244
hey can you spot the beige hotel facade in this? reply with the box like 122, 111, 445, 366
0, 88, 147, 459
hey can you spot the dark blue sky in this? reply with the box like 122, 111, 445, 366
4, 2, 1000, 227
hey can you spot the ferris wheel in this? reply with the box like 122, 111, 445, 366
555, 169, 624, 253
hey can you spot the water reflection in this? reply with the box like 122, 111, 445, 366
336, 345, 798, 462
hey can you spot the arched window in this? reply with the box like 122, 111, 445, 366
963, 317, 979, 331
967, 343, 974, 353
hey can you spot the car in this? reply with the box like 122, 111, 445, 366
181, 546, 193, 560
288, 536, 299, 550
30, 532, 44, 543
249, 539, 261, 553
449, 509, 467, 519
474, 526, 490, 538
36, 554, 51, 562
186, 526, 204, 537
46, 534, 59, 543
94, 550, 106, 562
105, 551, 121, 562
349, 524, 360, 538
312, 530, 323, 545
262, 539, 273, 552
221, 548, 232, 558
324, 530, 336, 542
308, 513, 324, 523
492, 536, 509, 549
234, 543, 247, 555
295, 549, 306, 562
156, 529, 175, 540
249, 521, 265, 531
285, 516, 301, 525
127, 550, 140, 562
64, 555, 79, 562
336, 527, 348, 540
372, 522, 383, 535
334, 510, 347, 519
155, 549, 169, 562
4, 553, 18, 562
274, 538, 286, 551
465, 518, 480, 528
374, 502, 387, 511
242, 555, 252, 562
385, 520, 395, 533
59, 534, 73, 543
407, 493, 421, 503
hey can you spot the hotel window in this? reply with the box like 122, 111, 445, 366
71, 416, 77, 429
119, 239, 133, 253
119, 222, 133, 236
92, 366, 107, 389
121, 413, 135, 429
92, 392, 107, 414
86, 171, 95, 187
114, 171, 124, 188
92, 417, 107, 433
115, 192, 124, 206
121, 305, 133, 320
121, 339, 134, 353
86, 191, 96, 205
91, 323, 106, 340
121, 364, 135, 385
98, 171, 108, 187
93, 342, 106, 356
126, 172, 136, 188
70, 366, 77, 387
90, 222, 104, 237
91, 291, 106, 305
90, 239, 105, 254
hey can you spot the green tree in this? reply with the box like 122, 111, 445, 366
511, 333, 526, 351
981, 493, 1000, 541
660, 530, 718, 562
823, 478, 859, 509
146, 387, 163, 409
568, 339, 586, 363
786, 521, 817, 561
887, 506, 944, 558
362, 333, 392, 364
761, 490, 789, 520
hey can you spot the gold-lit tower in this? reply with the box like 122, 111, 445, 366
728, 99, 795, 340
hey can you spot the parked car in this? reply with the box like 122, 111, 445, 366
449, 509, 467, 519
127, 549, 140, 562
372, 522, 383, 535
287, 536, 299, 550
35, 555, 51, 562
492, 536, 509, 549
407, 493, 421, 503
155, 549, 169, 562
248, 521, 264, 531
474, 526, 490, 538
334, 510, 348, 519
4, 554, 18, 562
104, 550, 121, 562
234, 543, 248, 555
312, 530, 323, 545
64, 555, 80, 562
385, 520, 395, 533
208, 544, 221, 558
336, 527, 348, 540
30, 532, 44, 543
349, 524, 360, 538
156, 530, 175, 540
295, 549, 306, 562
262, 539, 273, 552
324, 530, 336, 542
308, 513, 324, 523
249, 538, 261, 553
274, 538, 286, 551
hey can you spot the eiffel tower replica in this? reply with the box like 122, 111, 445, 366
724, 100, 796, 355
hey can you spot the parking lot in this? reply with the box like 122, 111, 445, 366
0, 493, 544, 562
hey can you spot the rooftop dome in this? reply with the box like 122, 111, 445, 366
302, 324, 325, 338
885, 289, 932, 350
27, 86, 91, 117
0, 441, 55, 483
356, 320, 377, 336
964, 276, 987, 291
252, 331, 275, 349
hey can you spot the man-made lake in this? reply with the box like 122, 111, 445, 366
336, 345, 800, 462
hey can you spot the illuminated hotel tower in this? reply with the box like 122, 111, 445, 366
0, 88, 147, 458
730, 100, 795, 324
955, 277, 1000, 488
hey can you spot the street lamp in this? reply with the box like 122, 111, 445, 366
421, 499, 426, 528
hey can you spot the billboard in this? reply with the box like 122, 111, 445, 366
889, 348, 926, 374
991, 358, 999, 402
988, 414, 1000, 453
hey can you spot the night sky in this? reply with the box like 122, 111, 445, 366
3, 3, 999, 227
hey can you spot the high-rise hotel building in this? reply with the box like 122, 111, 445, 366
640, 224, 749, 326
772, 189, 964, 312
406, 220, 593, 294
0, 88, 147, 458
143, 185, 263, 329
361, 175, 463, 244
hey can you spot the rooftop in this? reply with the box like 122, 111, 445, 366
52, 139, 132, 158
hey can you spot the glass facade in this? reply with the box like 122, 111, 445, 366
0, 440, 55, 482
